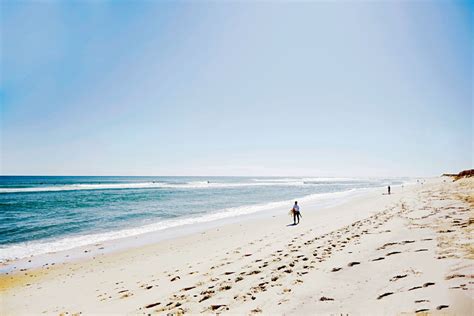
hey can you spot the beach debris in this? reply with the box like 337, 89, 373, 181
170, 276, 180, 282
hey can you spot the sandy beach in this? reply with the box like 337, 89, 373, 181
1, 177, 472, 315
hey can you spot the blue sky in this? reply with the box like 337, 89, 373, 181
1, 1, 472, 177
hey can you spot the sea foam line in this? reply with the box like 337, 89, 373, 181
0, 180, 330, 193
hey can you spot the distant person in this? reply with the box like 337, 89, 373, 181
388, 185, 391, 195
291, 201, 301, 225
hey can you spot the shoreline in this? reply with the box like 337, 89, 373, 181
2, 177, 472, 315
0, 183, 403, 272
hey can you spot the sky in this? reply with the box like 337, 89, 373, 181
1, 1, 472, 177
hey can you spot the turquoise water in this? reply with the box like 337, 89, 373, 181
0, 176, 406, 261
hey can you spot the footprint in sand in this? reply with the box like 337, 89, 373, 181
415, 308, 429, 313
319, 296, 334, 301
377, 292, 393, 300
144, 302, 161, 309
408, 282, 435, 291
390, 274, 407, 281
408, 286, 422, 291
246, 270, 261, 275
199, 290, 214, 302
182, 286, 196, 291
372, 257, 385, 261
219, 284, 232, 291
210, 304, 228, 311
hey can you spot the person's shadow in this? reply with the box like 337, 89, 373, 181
286, 223, 298, 226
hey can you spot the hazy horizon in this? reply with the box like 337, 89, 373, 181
0, 173, 458, 179
1, 1, 472, 177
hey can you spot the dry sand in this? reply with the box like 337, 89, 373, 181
1, 177, 473, 315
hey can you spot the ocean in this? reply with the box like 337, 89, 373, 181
0, 176, 407, 262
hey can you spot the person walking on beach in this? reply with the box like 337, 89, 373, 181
292, 201, 301, 225
388, 185, 391, 195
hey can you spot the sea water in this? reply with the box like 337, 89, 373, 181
0, 176, 407, 262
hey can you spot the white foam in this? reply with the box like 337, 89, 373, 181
0, 188, 366, 262
0, 180, 323, 193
